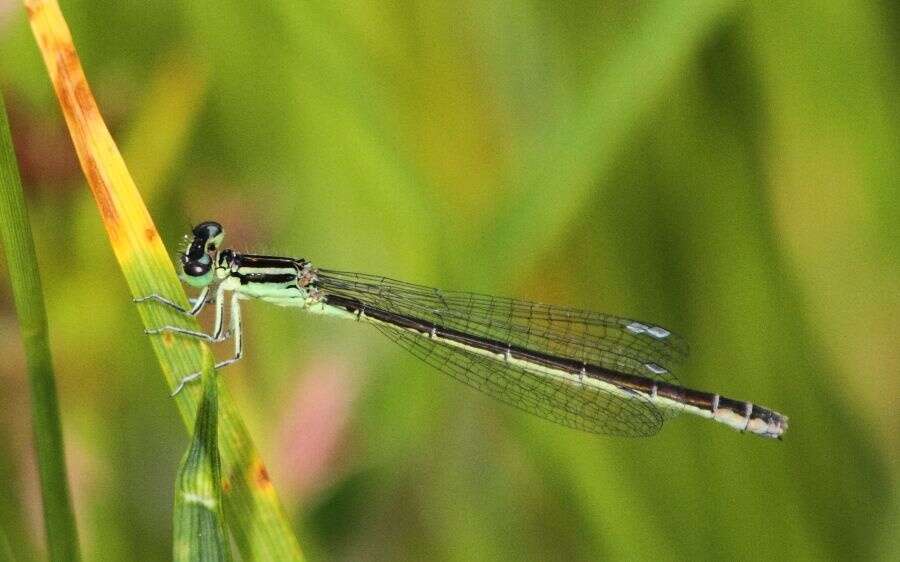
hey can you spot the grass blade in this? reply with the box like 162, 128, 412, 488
174, 351, 232, 562
0, 86, 81, 560
23, 1, 304, 559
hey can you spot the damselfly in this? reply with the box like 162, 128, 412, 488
136, 221, 788, 439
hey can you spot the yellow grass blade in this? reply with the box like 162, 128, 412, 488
24, 1, 304, 558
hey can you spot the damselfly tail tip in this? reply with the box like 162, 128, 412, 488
712, 399, 788, 439
750, 407, 788, 440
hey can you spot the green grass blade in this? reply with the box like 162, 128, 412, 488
174, 352, 232, 562
0, 88, 81, 561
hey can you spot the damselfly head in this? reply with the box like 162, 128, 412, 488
179, 221, 225, 287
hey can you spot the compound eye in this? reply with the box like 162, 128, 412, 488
193, 221, 223, 239
184, 254, 212, 277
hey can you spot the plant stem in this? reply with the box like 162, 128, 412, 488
0, 90, 81, 562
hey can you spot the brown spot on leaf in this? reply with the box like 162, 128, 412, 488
52, 46, 85, 122
252, 459, 272, 489
54, 57, 76, 118
60, 43, 80, 77
221, 478, 231, 493
74, 81, 96, 117
145, 228, 157, 242
82, 155, 119, 226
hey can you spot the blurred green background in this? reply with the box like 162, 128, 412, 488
0, 1, 897, 560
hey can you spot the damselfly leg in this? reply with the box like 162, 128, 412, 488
133, 285, 211, 316
136, 284, 244, 395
